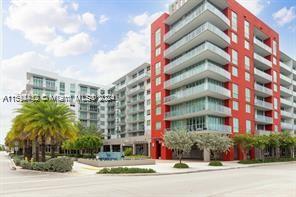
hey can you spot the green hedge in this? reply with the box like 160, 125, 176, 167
239, 157, 296, 164
97, 167, 156, 174
173, 163, 189, 168
209, 160, 223, 166
20, 157, 73, 172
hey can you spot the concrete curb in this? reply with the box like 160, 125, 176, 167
97, 161, 296, 176
9, 158, 17, 170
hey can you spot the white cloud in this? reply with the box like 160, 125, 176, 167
46, 32, 92, 57
273, 7, 296, 26
82, 12, 97, 31
236, 0, 265, 16
5, 0, 96, 56
91, 12, 161, 84
99, 15, 109, 24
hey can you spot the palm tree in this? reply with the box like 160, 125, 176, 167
15, 101, 78, 162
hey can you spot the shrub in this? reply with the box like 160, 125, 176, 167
239, 157, 296, 164
13, 156, 21, 166
31, 162, 50, 171
46, 157, 73, 172
124, 147, 133, 156
209, 161, 223, 166
173, 163, 189, 168
20, 160, 32, 170
97, 167, 156, 174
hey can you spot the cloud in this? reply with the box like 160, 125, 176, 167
46, 32, 92, 57
273, 7, 296, 26
82, 12, 97, 31
236, 0, 265, 16
91, 12, 161, 84
5, 0, 95, 56
99, 15, 109, 24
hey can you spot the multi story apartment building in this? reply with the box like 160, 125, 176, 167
25, 68, 110, 137
103, 63, 151, 155
150, 0, 293, 160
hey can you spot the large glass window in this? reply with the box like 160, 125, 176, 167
246, 120, 251, 133
245, 88, 251, 102
155, 62, 161, 75
233, 83, 238, 99
155, 92, 161, 105
245, 56, 250, 70
155, 28, 161, 46
232, 49, 238, 65
244, 20, 250, 39
233, 118, 239, 132
231, 11, 238, 31
33, 76, 43, 87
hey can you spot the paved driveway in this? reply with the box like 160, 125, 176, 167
1, 152, 296, 197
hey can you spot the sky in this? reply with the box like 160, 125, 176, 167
0, 0, 296, 144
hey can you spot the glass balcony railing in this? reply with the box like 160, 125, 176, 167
280, 74, 292, 84
165, 103, 231, 119
254, 99, 273, 109
165, 42, 230, 74
254, 84, 272, 95
281, 98, 293, 106
165, 61, 230, 88
165, 83, 230, 104
281, 110, 293, 118
128, 72, 150, 85
281, 122, 293, 130
281, 86, 293, 95
255, 114, 273, 124
166, 123, 231, 133
165, 1, 230, 41
128, 86, 145, 95
280, 62, 292, 72
165, 22, 230, 57
254, 37, 272, 53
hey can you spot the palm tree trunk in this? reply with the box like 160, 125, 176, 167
41, 136, 46, 162
51, 137, 56, 158
35, 137, 39, 162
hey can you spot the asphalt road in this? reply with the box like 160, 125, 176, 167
1, 152, 296, 197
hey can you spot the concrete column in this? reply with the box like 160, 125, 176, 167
120, 145, 123, 153
203, 149, 210, 162
110, 145, 113, 152
143, 144, 148, 156
132, 144, 136, 155
148, 143, 151, 157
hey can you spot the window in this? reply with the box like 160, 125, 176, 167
155, 28, 161, 46
245, 56, 250, 70
232, 49, 238, 65
233, 101, 238, 111
155, 47, 161, 57
147, 120, 150, 126
274, 98, 278, 110
246, 120, 251, 133
233, 118, 239, 132
274, 111, 278, 119
155, 62, 161, 75
232, 32, 237, 43
275, 125, 278, 132
244, 20, 250, 39
246, 104, 251, 113
156, 76, 161, 86
155, 92, 161, 105
273, 40, 277, 56
245, 72, 250, 81
156, 121, 161, 130
232, 11, 237, 31
233, 83, 238, 99
156, 107, 161, 115
274, 84, 278, 92
147, 99, 151, 105
147, 110, 151, 115
273, 57, 277, 65
232, 66, 238, 77
245, 88, 251, 102
244, 40, 250, 50
273, 71, 277, 82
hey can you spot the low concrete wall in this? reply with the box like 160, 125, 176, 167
77, 158, 155, 167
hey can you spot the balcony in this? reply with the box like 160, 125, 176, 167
165, 1, 230, 44
281, 98, 293, 107
164, 22, 230, 59
127, 117, 145, 123
165, 83, 230, 105
256, 129, 272, 135
255, 114, 273, 124
127, 72, 150, 87
164, 61, 230, 90
281, 110, 293, 118
280, 62, 292, 74
166, 123, 231, 134
254, 99, 273, 110
127, 96, 145, 105
164, 42, 230, 74
165, 104, 231, 120
254, 37, 272, 56
254, 68, 272, 83
127, 86, 145, 96
254, 53, 272, 70
280, 86, 293, 97
281, 122, 293, 130
28, 81, 57, 91
254, 84, 272, 97
280, 74, 292, 86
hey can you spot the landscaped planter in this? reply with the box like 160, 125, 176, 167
77, 158, 155, 167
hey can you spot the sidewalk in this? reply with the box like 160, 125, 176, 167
73, 159, 296, 175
